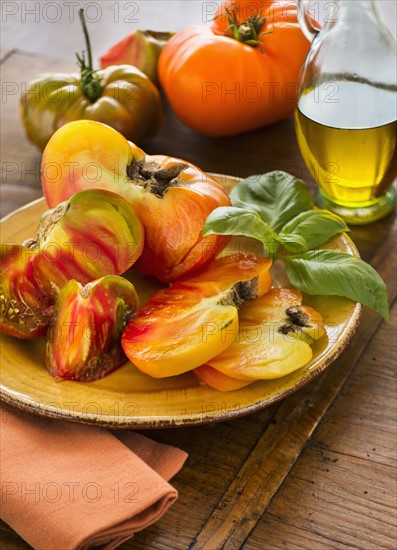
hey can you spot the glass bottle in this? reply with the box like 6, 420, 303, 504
295, 0, 397, 224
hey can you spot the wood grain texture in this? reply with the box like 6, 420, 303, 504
0, 49, 396, 550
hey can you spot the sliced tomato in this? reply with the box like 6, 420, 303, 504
204, 288, 325, 381
46, 276, 139, 381
122, 254, 272, 377
194, 364, 254, 392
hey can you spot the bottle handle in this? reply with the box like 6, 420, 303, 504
298, 0, 322, 41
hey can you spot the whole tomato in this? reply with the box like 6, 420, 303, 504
20, 10, 163, 150
158, 0, 310, 136
100, 30, 174, 86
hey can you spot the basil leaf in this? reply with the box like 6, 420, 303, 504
279, 210, 350, 252
278, 234, 308, 254
285, 250, 389, 319
203, 207, 279, 255
230, 171, 313, 231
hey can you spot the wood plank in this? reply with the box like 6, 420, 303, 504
189, 222, 396, 550
126, 406, 278, 550
311, 301, 397, 466
350, 216, 396, 264
313, 366, 396, 468
245, 447, 396, 550
243, 513, 351, 550
244, 303, 397, 550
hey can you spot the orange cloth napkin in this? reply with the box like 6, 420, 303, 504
0, 404, 187, 549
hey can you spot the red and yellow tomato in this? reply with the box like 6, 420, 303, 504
42, 120, 231, 282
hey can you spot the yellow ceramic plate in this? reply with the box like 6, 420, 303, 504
0, 176, 361, 428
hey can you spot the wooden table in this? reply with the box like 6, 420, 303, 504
1, 49, 396, 550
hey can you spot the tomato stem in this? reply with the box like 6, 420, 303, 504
223, 2, 270, 52
126, 159, 187, 198
76, 8, 102, 102
79, 8, 93, 71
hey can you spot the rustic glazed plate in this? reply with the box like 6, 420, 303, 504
0, 175, 361, 428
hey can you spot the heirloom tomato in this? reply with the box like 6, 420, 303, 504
42, 120, 231, 282
122, 254, 272, 377
0, 190, 143, 339
194, 364, 254, 392
20, 10, 162, 150
159, 0, 310, 136
101, 30, 174, 86
46, 276, 139, 381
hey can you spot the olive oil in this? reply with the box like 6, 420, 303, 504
295, 81, 397, 207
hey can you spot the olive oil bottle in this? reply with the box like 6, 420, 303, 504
295, 0, 397, 223
295, 81, 397, 205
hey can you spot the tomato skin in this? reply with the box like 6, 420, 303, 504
158, 1, 310, 136
100, 30, 174, 86
126, 146, 232, 281
20, 65, 163, 151
194, 364, 254, 392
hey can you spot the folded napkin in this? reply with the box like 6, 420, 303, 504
0, 404, 187, 550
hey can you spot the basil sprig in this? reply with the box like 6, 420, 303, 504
204, 171, 389, 319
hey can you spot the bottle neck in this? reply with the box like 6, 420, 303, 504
298, 0, 396, 95
329, 0, 379, 28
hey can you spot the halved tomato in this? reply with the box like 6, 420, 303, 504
41, 120, 231, 282
122, 254, 272, 377
200, 288, 325, 382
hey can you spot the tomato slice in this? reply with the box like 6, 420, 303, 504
205, 288, 325, 381
122, 254, 272, 377
194, 364, 254, 392
46, 276, 139, 381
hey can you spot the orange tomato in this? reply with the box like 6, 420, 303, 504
159, 0, 310, 136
